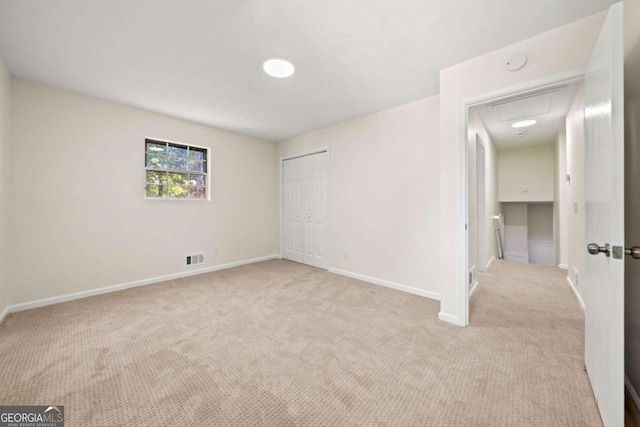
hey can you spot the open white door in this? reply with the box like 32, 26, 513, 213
584, 3, 624, 426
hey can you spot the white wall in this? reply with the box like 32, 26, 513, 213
8, 79, 279, 305
498, 144, 555, 202
555, 128, 568, 267
566, 82, 586, 299
277, 96, 441, 298
467, 108, 500, 273
439, 10, 606, 322
0, 58, 10, 315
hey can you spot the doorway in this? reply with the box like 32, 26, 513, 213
466, 78, 583, 292
476, 136, 487, 274
459, 4, 625, 425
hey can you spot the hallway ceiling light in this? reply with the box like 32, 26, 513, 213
511, 119, 537, 128
263, 59, 295, 78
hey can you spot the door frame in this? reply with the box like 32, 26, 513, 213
279, 146, 331, 269
456, 69, 584, 326
476, 134, 487, 273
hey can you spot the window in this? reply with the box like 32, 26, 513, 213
145, 138, 208, 200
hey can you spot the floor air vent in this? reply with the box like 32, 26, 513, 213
186, 253, 205, 267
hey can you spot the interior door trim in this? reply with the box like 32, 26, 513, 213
454, 68, 585, 327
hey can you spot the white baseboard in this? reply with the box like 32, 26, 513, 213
469, 280, 480, 296
558, 263, 569, 270
0, 305, 9, 326
328, 268, 440, 301
486, 255, 496, 270
566, 275, 585, 311
626, 375, 640, 413
438, 311, 461, 326
2, 254, 279, 320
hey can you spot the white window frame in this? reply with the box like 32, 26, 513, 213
144, 137, 211, 201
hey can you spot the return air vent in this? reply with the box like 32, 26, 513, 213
186, 253, 205, 267
488, 89, 559, 122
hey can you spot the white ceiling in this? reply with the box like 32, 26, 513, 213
474, 82, 580, 150
0, 0, 612, 141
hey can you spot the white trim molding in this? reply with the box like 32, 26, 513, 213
328, 268, 440, 301
469, 280, 480, 297
566, 275, 585, 311
438, 311, 461, 326
486, 255, 496, 270
558, 263, 569, 270
0, 306, 9, 326
626, 375, 640, 413
1, 254, 279, 322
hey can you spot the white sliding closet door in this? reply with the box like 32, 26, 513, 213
283, 152, 328, 269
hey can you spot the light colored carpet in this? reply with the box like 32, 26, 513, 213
0, 259, 601, 426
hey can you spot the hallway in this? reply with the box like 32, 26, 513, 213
470, 260, 601, 425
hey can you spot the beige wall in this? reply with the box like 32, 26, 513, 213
278, 96, 441, 297
498, 145, 555, 202
528, 203, 554, 241
566, 82, 586, 300
624, 0, 640, 404
439, 11, 606, 322
8, 79, 279, 305
503, 203, 528, 255
467, 108, 500, 274
0, 59, 10, 315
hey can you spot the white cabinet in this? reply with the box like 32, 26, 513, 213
283, 152, 329, 269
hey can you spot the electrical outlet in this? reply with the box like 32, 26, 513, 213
343, 249, 350, 259
215, 247, 221, 255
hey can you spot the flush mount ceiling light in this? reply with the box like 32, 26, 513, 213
263, 59, 295, 78
511, 119, 537, 128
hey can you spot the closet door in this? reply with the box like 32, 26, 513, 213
283, 158, 303, 263
303, 155, 316, 266
312, 152, 329, 269
284, 152, 328, 268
